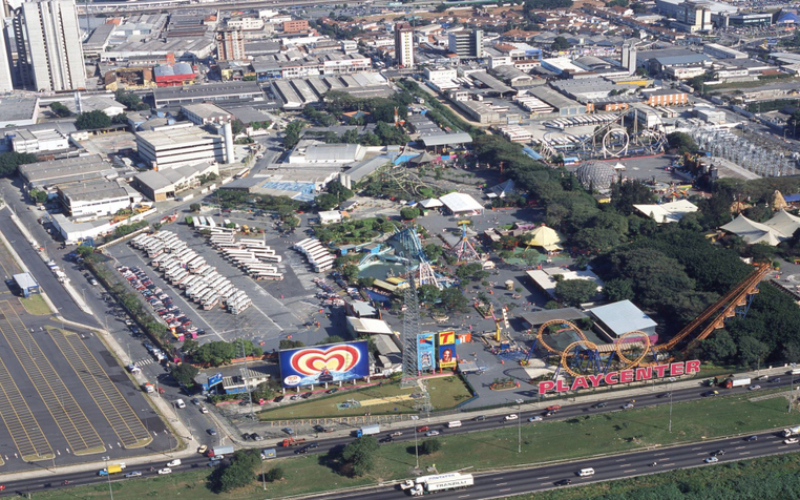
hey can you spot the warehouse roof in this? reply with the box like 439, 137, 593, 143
439, 192, 483, 213
588, 300, 657, 337
420, 131, 473, 147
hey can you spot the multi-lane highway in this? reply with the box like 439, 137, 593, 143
1, 375, 797, 496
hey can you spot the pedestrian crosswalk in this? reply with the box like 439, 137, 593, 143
135, 357, 156, 367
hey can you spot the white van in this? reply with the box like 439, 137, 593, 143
577, 468, 595, 477
176, 399, 186, 409
447, 421, 462, 429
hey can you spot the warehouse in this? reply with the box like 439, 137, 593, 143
133, 162, 219, 202
58, 180, 144, 218
153, 82, 264, 107
19, 155, 112, 189
13, 273, 40, 298
439, 192, 484, 215
181, 103, 233, 125
526, 86, 586, 116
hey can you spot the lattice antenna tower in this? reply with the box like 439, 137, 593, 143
453, 222, 480, 262
401, 272, 421, 388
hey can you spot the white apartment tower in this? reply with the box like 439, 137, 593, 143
14, 0, 86, 91
394, 22, 414, 68
0, 6, 14, 92
622, 42, 637, 75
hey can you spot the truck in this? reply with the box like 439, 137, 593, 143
722, 376, 751, 389
260, 448, 277, 460
207, 445, 234, 457
143, 383, 155, 393
98, 463, 127, 476
356, 424, 380, 437
280, 437, 306, 447
782, 425, 800, 438
404, 473, 474, 496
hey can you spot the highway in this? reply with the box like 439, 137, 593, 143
1, 375, 798, 496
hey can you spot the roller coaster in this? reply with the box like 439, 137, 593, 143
529, 263, 772, 379
537, 108, 668, 163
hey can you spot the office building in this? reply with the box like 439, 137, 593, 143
216, 27, 245, 61
135, 123, 233, 170
394, 22, 414, 68
13, 0, 86, 91
448, 29, 483, 58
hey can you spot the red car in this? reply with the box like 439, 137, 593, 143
417, 426, 429, 433
546, 405, 562, 411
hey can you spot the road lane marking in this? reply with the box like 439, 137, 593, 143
691, 447, 701, 450
739, 452, 751, 455
654, 452, 666, 456
663, 463, 675, 467
537, 476, 549, 480
499, 488, 511, 493
623, 469, 637, 473
496, 482, 507, 486
734, 446, 745, 450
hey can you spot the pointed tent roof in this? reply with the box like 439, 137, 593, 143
763, 209, 800, 237
525, 225, 562, 251
419, 198, 444, 208
772, 190, 788, 211
720, 213, 782, 246
488, 179, 516, 199
409, 151, 436, 164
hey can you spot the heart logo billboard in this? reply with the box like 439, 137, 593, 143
290, 344, 361, 376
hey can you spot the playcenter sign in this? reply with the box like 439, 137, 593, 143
538, 360, 701, 395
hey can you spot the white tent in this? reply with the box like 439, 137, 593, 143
419, 198, 444, 209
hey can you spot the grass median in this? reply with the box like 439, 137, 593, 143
30, 389, 800, 499
19, 294, 51, 315
260, 376, 472, 420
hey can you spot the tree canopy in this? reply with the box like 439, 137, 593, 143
555, 279, 599, 306
0, 152, 38, 176
75, 110, 112, 130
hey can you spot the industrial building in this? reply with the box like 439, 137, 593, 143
152, 82, 264, 107
526, 86, 586, 116
4, 127, 69, 154
133, 162, 220, 202
588, 300, 658, 341
181, 103, 233, 125
153, 63, 196, 86
19, 154, 113, 189
57, 179, 144, 218
13, 273, 40, 298
12, 0, 87, 91
135, 123, 235, 170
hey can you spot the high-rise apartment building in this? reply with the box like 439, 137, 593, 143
0, 7, 14, 92
14, 0, 86, 91
448, 29, 483, 58
216, 28, 245, 61
394, 22, 414, 68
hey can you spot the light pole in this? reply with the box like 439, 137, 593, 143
790, 363, 797, 413
414, 426, 419, 470
102, 455, 114, 500
668, 378, 675, 433
517, 401, 521, 454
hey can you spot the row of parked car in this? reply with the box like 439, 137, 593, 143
117, 265, 202, 338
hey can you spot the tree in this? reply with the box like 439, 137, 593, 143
30, 188, 48, 204
424, 243, 443, 261
50, 101, 72, 117
75, 110, 112, 130
737, 336, 770, 368
400, 207, 420, 220
440, 287, 468, 312
603, 278, 635, 302
666, 132, 699, 155
279, 339, 305, 350
283, 120, 305, 149
342, 264, 359, 283
555, 279, 599, 306
611, 179, 657, 215
315, 193, 339, 211
340, 437, 378, 477
172, 363, 199, 387
434, 2, 448, 11
420, 439, 441, 455
182, 338, 199, 355
215, 450, 259, 492
193, 341, 237, 366
418, 284, 441, 304
111, 113, 128, 125
231, 119, 245, 136
0, 151, 38, 176
551, 36, 571, 51
265, 467, 284, 482
114, 89, 149, 111
699, 331, 737, 365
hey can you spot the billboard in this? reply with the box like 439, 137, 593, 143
279, 340, 370, 388
417, 333, 435, 373
438, 331, 456, 370
208, 373, 223, 387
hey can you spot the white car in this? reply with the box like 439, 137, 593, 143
425, 430, 440, 437
749, 385, 761, 391
200, 406, 209, 414
784, 438, 799, 444
528, 416, 543, 422
704, 457, 719, 464
166, 459, 181, 467
158, 468, 172, 475
504, 414, 519, 421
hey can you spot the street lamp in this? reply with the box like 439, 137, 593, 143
102, 456, 114, 500
790, 363, 797, 414
414, 426, 419, 470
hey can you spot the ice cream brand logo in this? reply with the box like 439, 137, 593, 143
290, 345, 360, 375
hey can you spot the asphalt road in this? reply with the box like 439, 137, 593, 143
2, 376, 797, 496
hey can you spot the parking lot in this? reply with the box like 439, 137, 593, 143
0, 296, 170, 470
104, 217, 332, 349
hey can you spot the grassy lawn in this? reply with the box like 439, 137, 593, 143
19, 294, 52, 315
38, 389, 800, 500
260, 377, 472, 420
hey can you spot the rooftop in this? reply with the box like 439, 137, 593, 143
588, 300, 657, 336
135, 125, 222, 148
